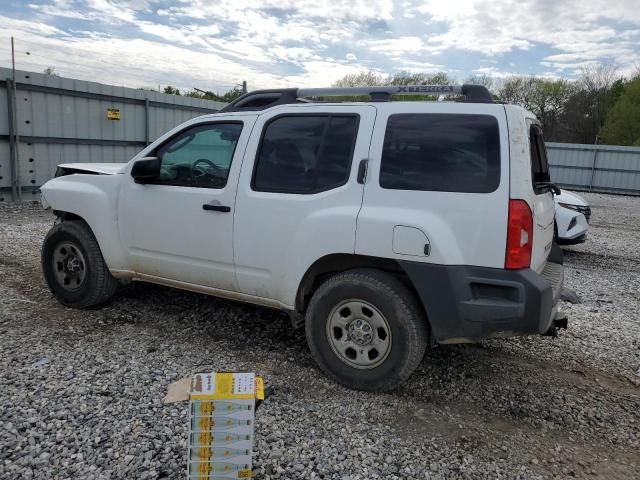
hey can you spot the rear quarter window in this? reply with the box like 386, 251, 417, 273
380, 114, 500, 193
529, 124, 551, 193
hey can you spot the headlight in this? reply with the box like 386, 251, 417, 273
558, 203, 580, 212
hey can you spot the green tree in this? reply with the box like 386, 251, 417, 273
599, 76, 640, 146
43, 66, 58, 76
220, 87, 244, 102
560, 65, 619, 143
497, 77, 575, 141
163, 86, 181, 95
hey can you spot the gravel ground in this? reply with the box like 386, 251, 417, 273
1, 193, 639, 480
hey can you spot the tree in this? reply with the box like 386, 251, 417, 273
43, 66, 58, 76
185, 86, 244, 103
331, 70, 453, 102
333, 71, 385, 87
560, 65, 619, 143
465, 74, 497, 95
598, 76, 640, 146
388, 71, 451, 86
332, 70, 451, 88
163, 86, 181, 96
219, 87, 244, 102
497, 77, 575, 141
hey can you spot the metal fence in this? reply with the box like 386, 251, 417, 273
547, 142, 640, 195
3, 73, 640, 202
0, 68, 225, 203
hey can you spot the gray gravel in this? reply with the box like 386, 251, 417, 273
1, 194, 639, 479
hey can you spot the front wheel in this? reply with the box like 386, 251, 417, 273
42, 220, 117, 308
305, 269, 428, 391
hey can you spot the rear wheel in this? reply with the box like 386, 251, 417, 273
42, 220, 117, 308
305, 269, 428, 391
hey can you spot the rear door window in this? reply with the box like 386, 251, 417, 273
252, 115, 359, 194
379, 113, 500, 193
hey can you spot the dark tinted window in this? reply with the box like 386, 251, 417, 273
152, 123, 242, 188
530, 125, 551, 191
380, 114, 500, 193
253, 115, 359, 194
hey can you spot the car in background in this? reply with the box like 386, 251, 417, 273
554, 189, 590, 245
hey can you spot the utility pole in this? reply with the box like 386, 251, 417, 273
11, 37, 15, 80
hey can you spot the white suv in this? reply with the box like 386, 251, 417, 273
40, 85, 566, 391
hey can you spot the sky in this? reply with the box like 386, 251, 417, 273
1, 0, 639, 93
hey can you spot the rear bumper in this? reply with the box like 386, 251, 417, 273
399, 245, 564, 343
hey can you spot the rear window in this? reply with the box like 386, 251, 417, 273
380, 114, 500, 193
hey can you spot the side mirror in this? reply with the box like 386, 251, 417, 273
131, 157, 160, 183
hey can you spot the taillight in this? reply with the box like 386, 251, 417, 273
505, 199, 533, 269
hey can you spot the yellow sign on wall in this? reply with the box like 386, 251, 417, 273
106, 108, 121, 120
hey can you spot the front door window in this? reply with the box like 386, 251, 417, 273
152, 123, 243, 188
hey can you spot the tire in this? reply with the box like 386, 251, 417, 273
305, 268, 428, 391
41, 220, 117, 308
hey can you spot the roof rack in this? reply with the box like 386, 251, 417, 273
220, 84, 494, 112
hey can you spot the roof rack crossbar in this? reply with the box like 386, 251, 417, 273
220, 84, 493, 112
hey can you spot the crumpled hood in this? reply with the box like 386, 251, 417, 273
56, 163, 127, 175
555, 189, 589, 207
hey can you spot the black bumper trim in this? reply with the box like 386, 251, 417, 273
399, 258, 562, 343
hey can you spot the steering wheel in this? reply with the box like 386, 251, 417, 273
190, 158, 222, 182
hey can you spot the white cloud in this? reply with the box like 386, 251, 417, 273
406, 0, 640, 68
367, 36, 427, 55
4, 0, 640, 93
281, 61, 377, 87
3, 16, 69, 37
391, 60, 443, 73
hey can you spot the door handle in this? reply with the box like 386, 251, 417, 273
203, 203, 231, 212
357, 159, 368, 184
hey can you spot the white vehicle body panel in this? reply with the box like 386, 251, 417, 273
233, 104, 376, 307
117, 114, 257, 290
555, 189, 588, 207
554, 190, 590, 241
555, 206, 589, 240
40, 100, 558, 312
57, 163, 127, 175
40, 174, 129, 270
356, 102, 510, 268
505, 106, 555, 273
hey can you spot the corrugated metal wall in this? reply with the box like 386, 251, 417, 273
4, 73, 639, 202
0, 68, 226, 203
547, 142, 640, 195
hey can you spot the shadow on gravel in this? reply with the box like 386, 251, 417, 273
562, 248, 639, 270
107, 281, 313, 364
